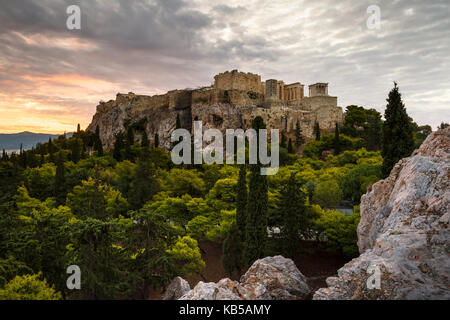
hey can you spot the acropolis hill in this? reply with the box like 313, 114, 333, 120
87, 70, 344, 150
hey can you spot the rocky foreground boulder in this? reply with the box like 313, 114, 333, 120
171, 256, 310, 300
162, 277, 191, 300
314, 127, 450, 300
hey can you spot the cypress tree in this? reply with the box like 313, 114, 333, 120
154, 133, 159, 148
39, 153, 44, 167
48, 137, 53, 155
128, 149, 159, 210
71, 139, 81, 164
243, 116, 268, 267
54, 152, 66, 205
1, 149, 8, 162
381, 83, 414, 177
141, 130, 149, 149
113, 132, 124, 161
287, 138, 294, 154
314, 122, 321, 141
236, 165, 247, 242
295, 120, 305, 147
279, 173, 307, 258
333, 123, 341, 155
94, 125, 104, 156
280, 133, 287, 148
126, 126, 135, 147
61, 133, 67, 149
19, 144, 27, 168
222, 221, 243, 278
77, 123, 81, 133
80, 141, 86, 159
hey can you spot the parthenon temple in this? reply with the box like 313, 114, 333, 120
213, 69, 337, 110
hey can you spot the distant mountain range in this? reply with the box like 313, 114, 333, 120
0, 131, 73, 152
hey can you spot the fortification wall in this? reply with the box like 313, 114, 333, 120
314, 105, 345, 128
214, 70, 264, 94
302, 95, 337, 111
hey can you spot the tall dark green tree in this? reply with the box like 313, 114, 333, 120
39, 153, 44, 167
77, 123, 81, 133
314, 122, 321, 141
364, 109, 383, 151
278, 173, 308, 258
128, 150, 160, 210
381, 83, 414, 177
1, 149, 8, 162
280, 133, 287, 148
19, 144, 27, 168
113, 132, 125, 161
154, 133, 160, 148
333, 123, 341, 155
126, 126, 135, 147
342, 105, 367, 137
94, 125, 104, 156
295, 121, 305, 147
243, 116, 268, 267
71, 138, 81, 164
127, 208, 177, 298
47, 138, 54, 161
141, 130, 149, 149
222, 221, 243, 278
287, 138, 294, 154
54, 152, 66, 205
236, 165, 247, 240
65, 218, 132, 299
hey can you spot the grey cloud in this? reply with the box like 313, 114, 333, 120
0, 0, 449, 130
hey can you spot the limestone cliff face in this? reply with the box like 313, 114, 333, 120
87, 90, 344, 150
314, 127, 450, 300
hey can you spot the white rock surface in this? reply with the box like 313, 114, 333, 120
162, 277, 191, 300
178, 255, 310, 300
314, 127, 450, 300
239, 255, 311, 300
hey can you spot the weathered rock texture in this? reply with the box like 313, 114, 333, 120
87, 71, 344, 150
177, 256, 310, 300
314, 127, 450, 300
162, 276, 191, 300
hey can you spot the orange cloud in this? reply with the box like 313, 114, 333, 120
14, 32, 98, 51
0, 73, 120, 133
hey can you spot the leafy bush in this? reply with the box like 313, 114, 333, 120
167, 236, 205, 277
0, 273, 61, 300
340, 164, 382, 203
314, 209, 360, 257
312, 180, 343, 208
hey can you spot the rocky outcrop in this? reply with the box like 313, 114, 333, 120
177, 256, 310, 300
238, 256, 311, 299
87, 87, 344, 151
162, 277, 191, 300
179, 279, 242, 300
314, 127, 450, 300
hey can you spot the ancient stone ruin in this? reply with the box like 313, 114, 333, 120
87, 70, 344, 150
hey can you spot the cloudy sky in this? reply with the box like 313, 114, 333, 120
0, 0, 449, 133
